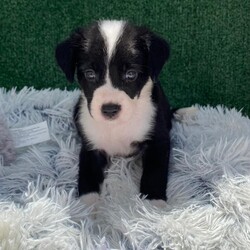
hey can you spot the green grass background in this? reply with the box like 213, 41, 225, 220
1, 0, 249, 114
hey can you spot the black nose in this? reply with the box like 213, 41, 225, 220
101, 103, 121, 119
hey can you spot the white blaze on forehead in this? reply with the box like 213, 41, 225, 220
99, 20, 126, 59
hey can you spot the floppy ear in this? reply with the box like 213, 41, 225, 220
149, 34, 170, 80
55, 38, 76, 83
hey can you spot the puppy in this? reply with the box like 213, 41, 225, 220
55, 20, 172, 207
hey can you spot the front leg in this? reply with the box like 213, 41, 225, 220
140, 137, 170, 201
78, 147, 107, 207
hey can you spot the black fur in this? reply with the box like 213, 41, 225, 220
56, 21, 172, 201
140, 83, 172, 200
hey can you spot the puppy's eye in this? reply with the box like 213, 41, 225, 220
84, 69, 96, 81
125, 70, 138, 82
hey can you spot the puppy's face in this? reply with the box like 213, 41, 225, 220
56, 20, 169, 124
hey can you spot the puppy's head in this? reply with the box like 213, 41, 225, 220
56, 20, 170, 123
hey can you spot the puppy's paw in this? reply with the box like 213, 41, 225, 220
79, 192, 100, 206
79, 192, 100, 218
150, 199, 167, 208
174, 106, 198, 122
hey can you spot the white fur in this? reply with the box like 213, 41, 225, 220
99, 20, 125, 60
99, 20, 126, 90
79, 192, 100, 208
79, 193, 101, 220
149, 199, 167, 208
79, 79, 156, 156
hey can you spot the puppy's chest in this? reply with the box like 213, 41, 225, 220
87, 123, 146, 156
79, 107, 156, 157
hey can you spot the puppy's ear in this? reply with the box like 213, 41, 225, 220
55, 38, 76, 83
149, 34, 170, 80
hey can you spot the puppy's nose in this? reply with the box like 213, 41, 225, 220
101, 103, 121, 119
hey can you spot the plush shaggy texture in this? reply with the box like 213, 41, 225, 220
0, 87, 250, 249
0, 114, 15, 166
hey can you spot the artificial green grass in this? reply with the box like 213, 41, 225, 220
1, 0, 249, 114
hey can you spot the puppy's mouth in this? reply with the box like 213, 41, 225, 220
101, 103, 121, 120
87, 86, 135, 123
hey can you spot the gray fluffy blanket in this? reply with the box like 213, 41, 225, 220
0, 87, 250, 250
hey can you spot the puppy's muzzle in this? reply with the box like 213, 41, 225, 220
101, 103, 121, 119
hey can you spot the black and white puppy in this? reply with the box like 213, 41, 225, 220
56, 20, 172, 207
